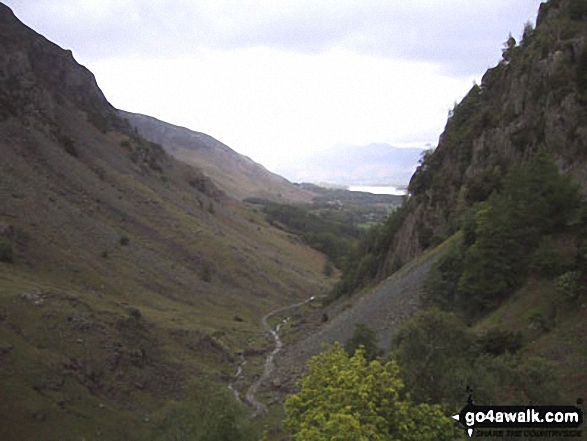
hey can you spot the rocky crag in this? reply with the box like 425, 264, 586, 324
380, 0, 587, 276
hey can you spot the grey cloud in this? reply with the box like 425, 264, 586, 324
4, 0, 543, 75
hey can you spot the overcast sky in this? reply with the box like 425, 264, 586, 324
4, 0, 543, 171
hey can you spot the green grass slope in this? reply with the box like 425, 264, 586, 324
0, 5, 332, 437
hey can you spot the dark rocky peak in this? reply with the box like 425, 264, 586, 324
0, 2, 127, 132
537, 0, 587, 26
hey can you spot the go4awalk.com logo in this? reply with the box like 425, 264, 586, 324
452, 395, 584, 438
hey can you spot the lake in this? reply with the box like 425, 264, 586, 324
348, 186, 406, 196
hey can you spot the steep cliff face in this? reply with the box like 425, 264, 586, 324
0, 3, 126, 133
381, 0, 587, 274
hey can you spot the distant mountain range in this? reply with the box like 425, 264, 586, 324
274, 143, 425, 186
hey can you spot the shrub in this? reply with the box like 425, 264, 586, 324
152, 379, 255, 441
530, 236, 570, 277
556, 270, 584, 301
344, 323, 381, 361
119, 235, 130, 246
393, 309, 474, 404
283, 344, 457, 440
200, 262, 212, 282
476, 328, 523, 356
62, 136, 79, 157
0, 238, 13, 263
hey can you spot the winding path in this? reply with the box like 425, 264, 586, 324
244, 297, 314, 416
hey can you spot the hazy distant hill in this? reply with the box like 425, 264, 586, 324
274, 143, 425, 186
120, 111, 315, 203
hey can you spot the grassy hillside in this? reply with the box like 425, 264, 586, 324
0, 5, 332, 439
0, 106, 331, 441
120, 111, 315, 203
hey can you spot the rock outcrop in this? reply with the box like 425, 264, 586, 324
0, 3, 126, 132
380, 0, 587, 273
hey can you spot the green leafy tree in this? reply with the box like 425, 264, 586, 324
283, 344, 458, 440
152, 379, 256, 441
344, 323, 381, 361
392, 309, 474, 405
458, 196, 528, 313
458, 153, 579, 314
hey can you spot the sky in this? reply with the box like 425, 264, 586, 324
4, 0, 544, 172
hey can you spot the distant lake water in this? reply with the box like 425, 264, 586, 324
348, 186, 406, 196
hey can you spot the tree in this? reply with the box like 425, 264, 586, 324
344, 323, 381, 361
283, 344, 458, 440
392, 309, 474, 405
458, 153, 579, 314
152, 379, 256, 441
502, 33, 517, 62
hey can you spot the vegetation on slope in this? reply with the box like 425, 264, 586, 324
0, 5, 332, 440
245, 191, 399, 271
283, 345, 458, 441
278, 1, 587, 438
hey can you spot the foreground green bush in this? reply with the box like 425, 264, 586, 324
283, 344, 458, 440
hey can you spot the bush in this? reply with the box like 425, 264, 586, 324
476, 328, 523, 356
283, 344, 457, 440
62, 136, 79, 157
458, 153, 579, 315
344, 323, 381, 361
530, 236, 570, 277
323, 261, 334, 277
152, 379, 256, 441
422, 240, 465, 311
200, 262, 212, 282
0, 238, 13, 263
392, 309, 474, 404
119, 235, 130, 246
556, 271, 584, 301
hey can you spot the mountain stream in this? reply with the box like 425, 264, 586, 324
227, 297, 315, 416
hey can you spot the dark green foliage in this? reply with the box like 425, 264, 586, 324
577, 45, 587, 88
567, 0, 587, 20
501, 34, 517, 62
408, 149, 438, 196
475, 328, 523, 356
119, 235, 130, 246
327, 204, 409, 302
422, 240, 465, 311
392, 309, 474, 404
530, 235, 571, 277
417, 224, 434, 250
556, 270, 585, 301
200, 262, 212, 283
86, 111, 110, 133
262, 202, 360, 267
129, 139, 166, 172
458, 195, 529, 314
344, 323, 381, 361
188, 176, 208, 193
469, 353, 561, 405
0, 237, 13, 263
458, 153, 579, 315
465, 170, 503, 204
60, 134, 79, 157
323, 260, 334, 277
151, 379, 256, 441
392, 310, 561, 406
